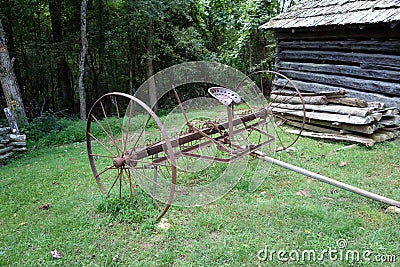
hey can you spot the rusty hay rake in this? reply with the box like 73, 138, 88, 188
86, 71, 400, 221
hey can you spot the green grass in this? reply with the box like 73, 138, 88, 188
0, 125, 399, 266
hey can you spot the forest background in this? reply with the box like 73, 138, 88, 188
0, 0, 294, 121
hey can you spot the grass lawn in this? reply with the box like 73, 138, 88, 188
0, 133, 399, 266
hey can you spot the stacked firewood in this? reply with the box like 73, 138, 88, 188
0, 126, 27, 162
271, 90, 400, 146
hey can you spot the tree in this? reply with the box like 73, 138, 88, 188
1, 0, 286, 117
49, 0, 75, 112
78, 0, 88, 120
0, 19, 27, 123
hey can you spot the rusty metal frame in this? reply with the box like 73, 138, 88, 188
86, 76, 400, 224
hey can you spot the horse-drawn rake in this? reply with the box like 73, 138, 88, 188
86, 69, 400, 222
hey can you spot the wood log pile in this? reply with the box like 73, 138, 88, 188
271, 90, 400, 146
0, 125, 27, 163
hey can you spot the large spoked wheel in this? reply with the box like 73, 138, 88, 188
86, 92, 176, 221
245, 70, 306, 151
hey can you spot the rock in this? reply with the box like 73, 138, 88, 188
294, 188, 311, 197
385, 206, 400, 215
156, 218, 171, 230
50, 249, 63, 259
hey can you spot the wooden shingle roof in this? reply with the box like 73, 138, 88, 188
260, 0, 400, 30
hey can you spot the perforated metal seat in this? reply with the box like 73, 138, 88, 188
208, 87, 242, 106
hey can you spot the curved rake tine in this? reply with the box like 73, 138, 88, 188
269, 117, 287, 150
130, 168, 168, 212
125, 168, 146, 215
130, 166, 171, 192
129, 115, 152, 154
273, 113, 297, 143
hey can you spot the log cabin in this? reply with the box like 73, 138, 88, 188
260, 0, 400, 108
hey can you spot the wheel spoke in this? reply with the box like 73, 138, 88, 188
89, 154, 115, 159
114, 95, 125, 155
96, 165, 116, 178
88, 132, 117, 157
119, 168, 122, 199
99, 100, 122, 156
127, 169, 136, 210
106, 168, 122, 196
87, 93, 175, 221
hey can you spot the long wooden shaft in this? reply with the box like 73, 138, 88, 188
257, 153, 400, 208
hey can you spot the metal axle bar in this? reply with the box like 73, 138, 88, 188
257, 153, 400, 208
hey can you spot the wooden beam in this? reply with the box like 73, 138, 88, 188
270, 94, 328, 105
274, 26, 400, 40
0, 146, 14, 155
285, 120, 340, 134
360, 63, 400, 72
286, 129, 375, 146
0, 127, 10, 135
278, 40, 400, 53
270, 103, 373, 117
283, 114, 380, 134
272, 107, 379, 124
327, 98, 368, 108
277, 61, 400, 82
278, 50, 400, 68
368, 129, 399, 142
379, 115, 400, 126
278, 69, 400, 96
272, 89, 347, 97
273, 78, 400, 108
0, 151, 14, 161
381, 108, 399, 116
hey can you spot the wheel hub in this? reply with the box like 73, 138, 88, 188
113, 157, 125, 168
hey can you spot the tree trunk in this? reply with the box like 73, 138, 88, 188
146, 23, 157, 111
57, 57, 74, 111
97, 0, 110, 94
2, 0, 16, 57
0, 20, 27, 123
49, 0, 75, 112
98, 0, 105, 73
78, 0, 88, 120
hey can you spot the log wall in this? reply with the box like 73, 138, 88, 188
274, 26, 400, 108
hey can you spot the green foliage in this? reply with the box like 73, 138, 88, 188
22, 113, 85, 146
0, 138, 399, 266
96, 192, 158, 225
3, 0, 286, 115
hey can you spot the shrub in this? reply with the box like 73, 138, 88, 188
23, 112, 86, 146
